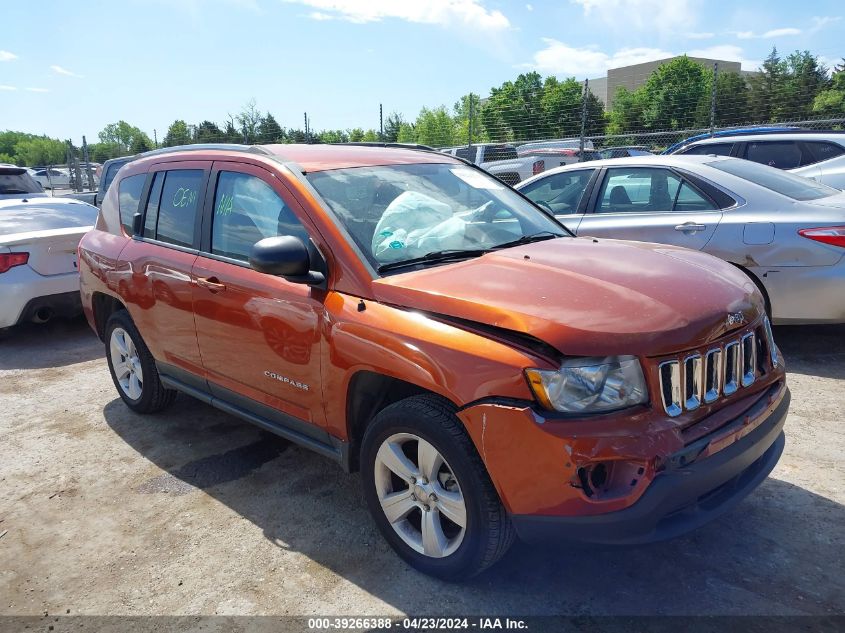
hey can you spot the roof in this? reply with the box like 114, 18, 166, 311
663, 126, 809, 153
517, 154, 729, 184
260, 144, 461, 172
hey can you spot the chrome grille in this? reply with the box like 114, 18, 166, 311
658, 320, 776, 418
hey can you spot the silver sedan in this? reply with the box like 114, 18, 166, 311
517, 155, 845, 324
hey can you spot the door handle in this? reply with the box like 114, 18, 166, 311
674, 222, 706, 233
196, 276, 227, 293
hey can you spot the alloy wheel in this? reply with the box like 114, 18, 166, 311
109, 327, 143, 400
373, 432, 467, 558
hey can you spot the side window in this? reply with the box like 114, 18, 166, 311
154, 170, 204, 248
745, 141, 802, 169
801, 141, 845, 166
674, 182, 718, 212
143, 172, 164, 238
211, 171, 309, 262
597, 168, 681, 213
681, 143, 732, 156
117, 174, 146, 234
520, 170, 593, 214
455, 146, 473, 161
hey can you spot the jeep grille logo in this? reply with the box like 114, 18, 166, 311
726, 312, 746, 328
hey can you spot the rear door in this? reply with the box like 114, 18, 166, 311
575, 166, 722, 250
191, 161, 330, 437
118, 161, 209, 382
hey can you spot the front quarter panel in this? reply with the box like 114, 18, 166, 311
320, 292, 551, 441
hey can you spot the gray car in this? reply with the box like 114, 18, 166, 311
517, 155, 845, 324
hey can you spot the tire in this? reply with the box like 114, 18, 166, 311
361, 394, 514, 580
104, 310, 176, 413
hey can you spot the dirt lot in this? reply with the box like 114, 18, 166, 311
1, 317, 843, 616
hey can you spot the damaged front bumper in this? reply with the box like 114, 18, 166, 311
457, 381, 789, 545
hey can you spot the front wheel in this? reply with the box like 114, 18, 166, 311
361, 395, 514, 580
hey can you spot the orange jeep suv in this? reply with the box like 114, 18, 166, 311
78, 144, 789, 579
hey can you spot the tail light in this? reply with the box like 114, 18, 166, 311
532, 160, 545, 175
798, 226, 845, 248
0, 252, 29, 274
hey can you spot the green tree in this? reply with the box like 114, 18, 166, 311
236, 99, 262, 142
348, 128, 365, 142
484, 72, 545, 141
714, 71, 751, 125
318, 129, 349, 143
195, 120, 224, 144
163, 120, 192, 147
749, 47, 786, 122
639, 56, 711, 130
257, 113, 283, 143
452, 93, 486, 145
98, 121, 150, 154
414, 106, 455, 147
396, 123, 416, 143
607, 86, 647, 134
13, 137, 67, 166
382, 112, 405, 143
362, 129, 379, 142
775, 51, 829, 120
813, 70, 845, 117
130, 135, 152, 154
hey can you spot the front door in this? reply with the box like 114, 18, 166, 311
576, 166, 722, 250
191, 162, 328, 435
518, 168, 595, 234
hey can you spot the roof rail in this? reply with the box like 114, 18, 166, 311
332, 142, 437, 152
138, 143, 272, 158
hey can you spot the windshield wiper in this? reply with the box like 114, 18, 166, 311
491, 231, 563, 250
377, 249, 489, 273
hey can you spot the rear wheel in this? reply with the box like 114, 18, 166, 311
105, 310, 176, 413
361, 395, 514, 580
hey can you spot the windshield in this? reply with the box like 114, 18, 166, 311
707, 158, 838, 201
0, 169, 44, 195
306, 163, 566, 271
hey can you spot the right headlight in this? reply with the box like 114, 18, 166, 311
525, 355, 648, 414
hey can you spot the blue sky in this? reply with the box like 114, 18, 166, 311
1, 0, 842, 144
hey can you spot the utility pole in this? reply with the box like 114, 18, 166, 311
81, 136, 94, 191
710, 62, 719, 137
304, 112, 309, 143
579, 79, 589, 162
153, 129, 158, 148
468, 93, 474, 148
379, 103, 384, 140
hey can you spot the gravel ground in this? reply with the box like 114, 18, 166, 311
0, 317, 843, 616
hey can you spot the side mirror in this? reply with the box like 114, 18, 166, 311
250, 236, 325, 285
132, 212, 143, 236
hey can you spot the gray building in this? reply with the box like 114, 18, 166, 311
588, 56, 747, 110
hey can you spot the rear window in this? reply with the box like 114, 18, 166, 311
482, 145, 518, 162
0, 168, 43, 195
118, 174, 146, 234
802, 141, 845, 166
101, 160, 130, 194
707, 158, 838, 201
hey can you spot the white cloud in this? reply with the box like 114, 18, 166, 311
733, 27, 801, 39
0, 84, 17, 91
810, 16, 841, 33
686, 44, 760, 70
283, 0, 510, 31
524, 38, 674, 76
50, 64, 83, 78
686, 32, 714, 39
26, 87, 49, 93
0, 50, 17, 62
570, 0, 699, 36
524, 40, 762, 76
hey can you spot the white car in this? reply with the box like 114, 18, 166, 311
442, 143, 543, 185
669, 132, 845, 189
0, 197, 97, 330
28, 167, 71, 190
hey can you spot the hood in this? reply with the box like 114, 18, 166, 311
372, 237, 763, 357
